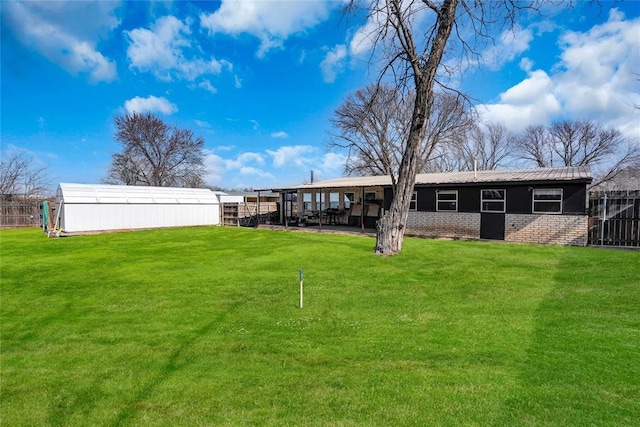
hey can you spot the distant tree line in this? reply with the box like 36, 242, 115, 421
330, 83, 640, 189
0, 150, 51, 199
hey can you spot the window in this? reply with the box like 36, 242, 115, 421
329, 192, 340, 209
409, 191, 417, 211
481, 189, 506, 213
533, 189, 562, 213
436, 190, 458, 211
344, 192, 355, 209
365, 192, 376, 201
315, 192, 325, 211
303, 193, 312, 210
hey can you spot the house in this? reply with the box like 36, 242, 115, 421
268, 166, 593, 246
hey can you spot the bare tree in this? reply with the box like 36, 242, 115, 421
0, 150, 51, 199
421, 91, 474, 172
346, 0, 534, 255
598, 159, 640, 190
516, 125, 552, 167
106, 112, 208, 188
330, 84, 406, 176
449, 122, 517, 171
517, 120, 640, 187
329, 83, 472, 176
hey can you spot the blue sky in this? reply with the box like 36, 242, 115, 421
1, 1, 638, 192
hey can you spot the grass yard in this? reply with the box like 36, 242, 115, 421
1, 227, 639, 426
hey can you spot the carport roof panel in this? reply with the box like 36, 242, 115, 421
58, 183, 220, 204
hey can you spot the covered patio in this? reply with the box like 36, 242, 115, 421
266, 175, 392, 233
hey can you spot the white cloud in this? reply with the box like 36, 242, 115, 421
266, 145, 317, 167
203, 150, 226, 186
478, 69, 563, 131
320, 152, 347, 173
327, 2, 428, 82
270, 131, 289, 139
320, 45, 347, 83
519, 57, 534, 72
553, 9, 640, 131
214, 145, 235, 152
482, 27, 534, 70
194, 120, 211, 128
124, 96, 178, 115
478, 9, 640, 140
200, 0, 334, 57
239, 166, 275, 179
3, 1, 118, 82
226, 152, 264, 170
204, 150, 273, 187
203, 144, 346, 189
126, 15, 231, 82
348, 11, 386, 56
234, 75, 243, 88
198, 80, 218, 94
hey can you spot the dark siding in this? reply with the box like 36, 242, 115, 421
506, 186, 531, 214
562, 184, 588, 214
389, 182, 588, 214
458, 187, 479, 212
416, 188, 433, 211
384, 187, 393, 210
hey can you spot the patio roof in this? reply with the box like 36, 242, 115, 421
267, 166, 592, 191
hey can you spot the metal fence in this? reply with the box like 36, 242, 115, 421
588, 190, 640, 247
0, 200, 44, 228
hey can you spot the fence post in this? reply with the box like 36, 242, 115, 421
600, 193, 607, 246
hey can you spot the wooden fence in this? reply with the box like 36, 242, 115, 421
0, 200, 45, 228
588, 190, 640, 247
221, 202, 279, 227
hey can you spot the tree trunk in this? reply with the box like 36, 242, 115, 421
373, 86, 426, 255
373, 0, 459, 255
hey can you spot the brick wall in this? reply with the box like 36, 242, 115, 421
406, 211, 588, 245
505, 214, 588, 246
406, 211, 480, 239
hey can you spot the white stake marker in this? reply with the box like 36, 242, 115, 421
299, 268, 304, 308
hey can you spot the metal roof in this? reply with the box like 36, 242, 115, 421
57, 183, 220, 204
225, 191, 280, 198
270, 166, 592, 191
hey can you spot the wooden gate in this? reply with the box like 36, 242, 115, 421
588, 190, 640, 247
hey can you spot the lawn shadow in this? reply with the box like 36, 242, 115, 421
494, 247, 640, 425
110, 300, 242, 426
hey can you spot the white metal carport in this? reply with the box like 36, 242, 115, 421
55, 183, 221, 233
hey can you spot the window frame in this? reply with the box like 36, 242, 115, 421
344, 192, 355, 209
329, 192, 340, 209
480, 189, 506, 213
436, 190, 458, 212
409, 191, 418, 211
302, 192, 312, 211
532, 188, 563, 214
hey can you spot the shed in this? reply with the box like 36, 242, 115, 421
55, 183, 221, 233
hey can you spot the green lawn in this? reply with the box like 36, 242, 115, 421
1, 227, 639, 426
